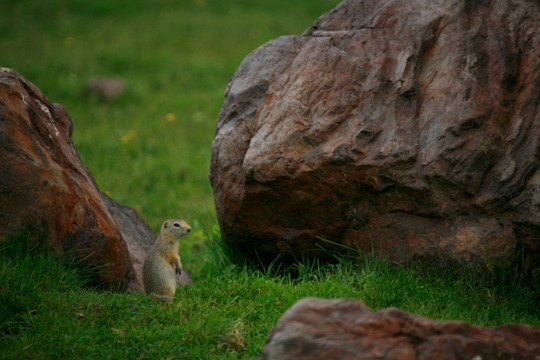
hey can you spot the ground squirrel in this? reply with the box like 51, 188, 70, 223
143, 219, 191, 302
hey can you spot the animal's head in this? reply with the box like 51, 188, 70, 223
162, 218, 191, 239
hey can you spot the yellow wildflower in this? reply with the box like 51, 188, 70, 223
166, 113, 176, 122
121, 129, 136, 144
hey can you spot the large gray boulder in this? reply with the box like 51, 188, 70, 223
209, 0, 540, 271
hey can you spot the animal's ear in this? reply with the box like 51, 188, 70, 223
164, 222, 168, 229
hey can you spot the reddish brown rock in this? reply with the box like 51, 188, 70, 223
0, 67, 153, 290
257, 297, 540, 360
99, 191, 156, 288
209, 0, 540, 270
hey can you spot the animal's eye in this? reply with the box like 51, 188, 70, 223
174, 222, 181, 228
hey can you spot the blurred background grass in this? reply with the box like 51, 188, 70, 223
0, 0, 341, 235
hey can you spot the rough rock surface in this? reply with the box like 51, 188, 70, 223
210, 0, 540, 270
0, 67, 152, 290
257, 297, 540, 360
99, 191, 156, 288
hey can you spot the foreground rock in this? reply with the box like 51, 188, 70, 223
0, 67, 154, 290
257, 297, 540, 360
210, 0, 540, 271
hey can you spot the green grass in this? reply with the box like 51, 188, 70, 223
1, 1, 539, 359
1, 236, 539, 359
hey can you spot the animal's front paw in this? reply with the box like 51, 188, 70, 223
175, 264, 182, 276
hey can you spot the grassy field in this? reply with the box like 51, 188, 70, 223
1, 0, 539, 359
1, 236, 539, 359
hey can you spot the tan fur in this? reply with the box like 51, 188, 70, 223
143, 219, 191, 302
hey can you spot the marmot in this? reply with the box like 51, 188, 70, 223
143, 219, 191, 302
